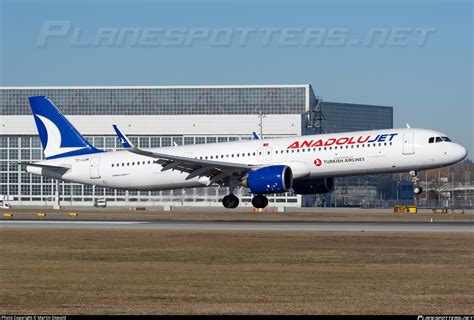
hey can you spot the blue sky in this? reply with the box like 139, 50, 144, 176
1, 0, 472, 154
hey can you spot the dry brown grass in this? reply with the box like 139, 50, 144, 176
0, 229, 473, 314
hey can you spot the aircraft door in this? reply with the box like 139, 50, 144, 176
402, 131, 415, 155
90, 157, 101, 179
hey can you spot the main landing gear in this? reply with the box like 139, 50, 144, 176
221, 194, 269, 209
410, 170, 423, 195
222, 194, 239, 209
220, 180, 269, 209
251, 195, 268, 209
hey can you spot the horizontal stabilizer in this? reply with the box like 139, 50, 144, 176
17, 162, 71, 175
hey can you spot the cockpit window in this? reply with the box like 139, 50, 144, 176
430, 136, 452, 143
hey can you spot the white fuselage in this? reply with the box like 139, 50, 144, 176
27, 128, 468, 191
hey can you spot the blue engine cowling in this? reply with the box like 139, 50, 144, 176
247, 165, 293, 194
292, 178, 335, 194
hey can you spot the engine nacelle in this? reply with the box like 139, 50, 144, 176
292, 178, 335, 194
246, 165, 293, 194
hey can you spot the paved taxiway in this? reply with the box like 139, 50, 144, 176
0, 220, 472, 232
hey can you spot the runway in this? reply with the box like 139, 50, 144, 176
1, 220, 472, 232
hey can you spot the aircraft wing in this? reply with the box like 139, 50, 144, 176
128, 147, 255, 184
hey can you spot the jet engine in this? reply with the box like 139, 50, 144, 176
292, 178, 335, 194
244, 165, 293, 194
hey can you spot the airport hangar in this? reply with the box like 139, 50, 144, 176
0, 85, 393, 208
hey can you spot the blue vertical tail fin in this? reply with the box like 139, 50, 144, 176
28, 96, 102, 159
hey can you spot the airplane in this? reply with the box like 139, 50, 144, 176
22, 96, 468, 209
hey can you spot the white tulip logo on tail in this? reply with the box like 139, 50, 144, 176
35, 114, 83, 158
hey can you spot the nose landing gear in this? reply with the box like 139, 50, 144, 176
413, 185, 423, 195
410, 170, 423, 195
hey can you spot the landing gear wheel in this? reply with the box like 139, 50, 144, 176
413, 186, 423, 195
222, 194, 239, 209
410, 170, 422, 195
251, 195, 268, 209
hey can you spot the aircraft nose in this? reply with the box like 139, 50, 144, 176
454, 143, 468, 162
